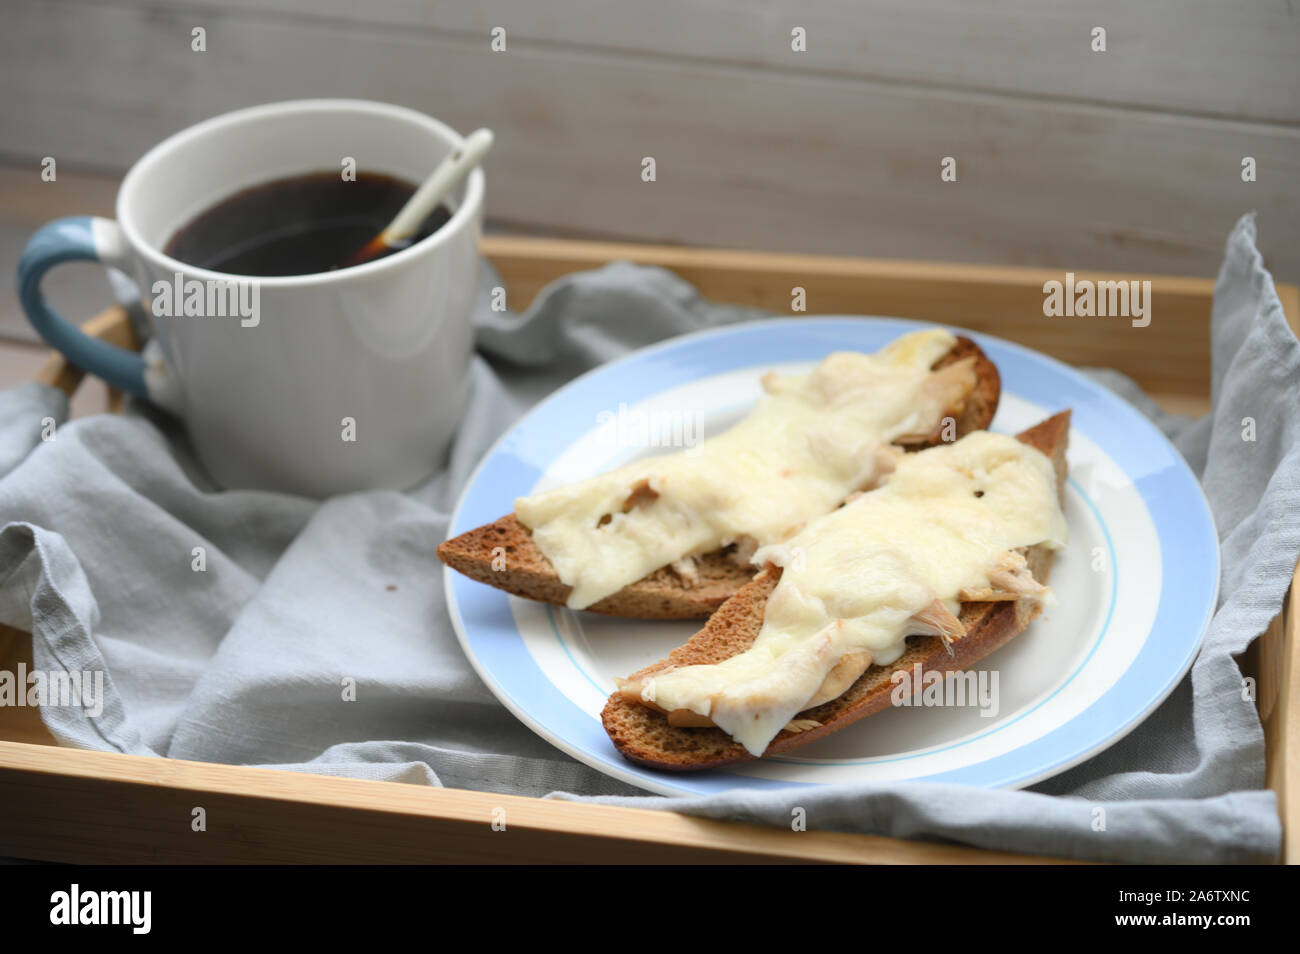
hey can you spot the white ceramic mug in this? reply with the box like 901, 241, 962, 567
18, 100, 483, 497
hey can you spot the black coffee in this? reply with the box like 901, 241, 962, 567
164, 171, 452, 277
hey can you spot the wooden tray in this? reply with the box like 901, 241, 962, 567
1, 235, 1296, 864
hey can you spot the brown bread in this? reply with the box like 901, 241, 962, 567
438, 336, 1002, 620
601, 410, 1071, 771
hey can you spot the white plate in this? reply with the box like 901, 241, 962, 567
444, 318, 1218, 796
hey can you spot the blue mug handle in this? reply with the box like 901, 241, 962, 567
17, 215, 149, 397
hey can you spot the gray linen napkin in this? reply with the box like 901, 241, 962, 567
1, 214, 1292, 862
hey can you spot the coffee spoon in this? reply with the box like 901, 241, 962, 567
346, 126, 494, 267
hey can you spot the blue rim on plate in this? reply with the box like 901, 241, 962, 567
444, 318, 1219, 796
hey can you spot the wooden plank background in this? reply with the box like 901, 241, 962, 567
1, 0, 1298, 348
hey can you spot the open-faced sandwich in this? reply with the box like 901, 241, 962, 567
602, 410, 1070, 770
438, 329, 1001, 619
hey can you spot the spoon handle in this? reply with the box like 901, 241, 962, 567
382, 127, 494, 245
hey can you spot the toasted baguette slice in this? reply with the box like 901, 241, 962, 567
601, 410, 1070, 771
438, 336, 1002, 620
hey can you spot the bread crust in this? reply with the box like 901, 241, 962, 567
438, 336, 1002, 620
600, 410, 1071, 771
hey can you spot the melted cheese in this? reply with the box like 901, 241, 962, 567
515, 329, 969, 609
631, 431, 1068, 757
